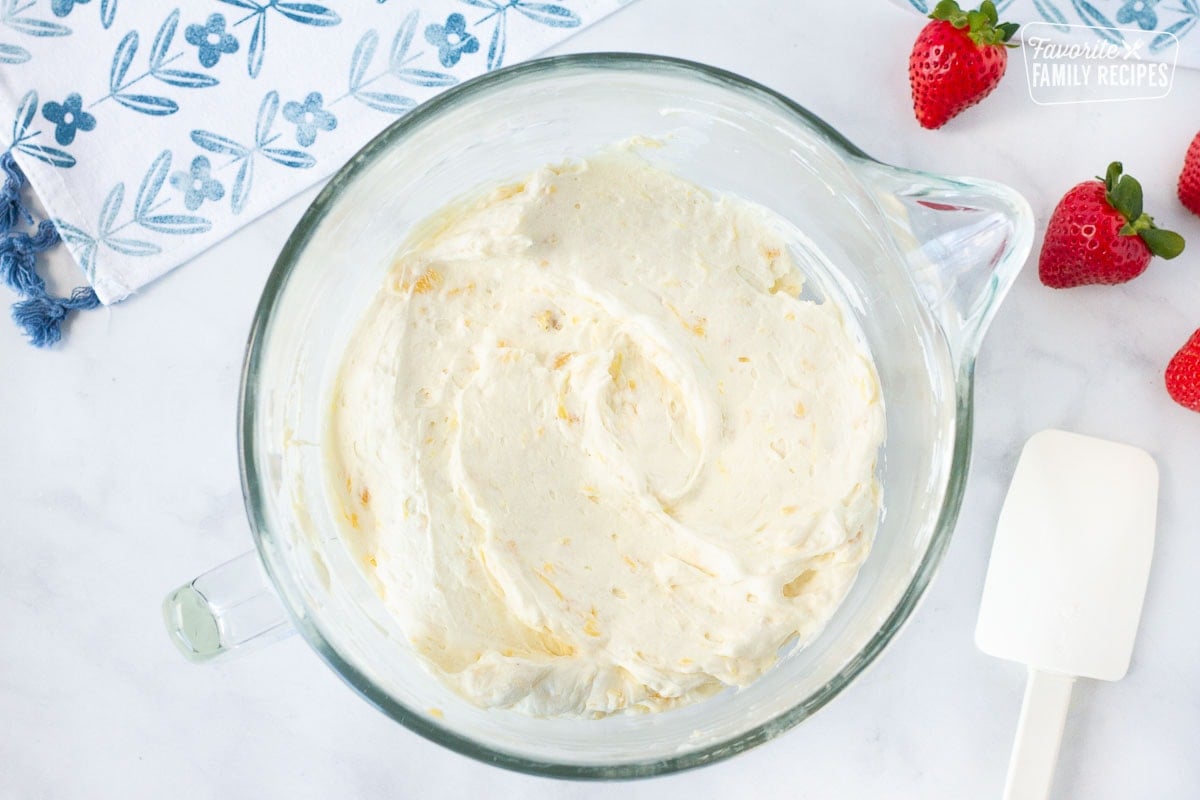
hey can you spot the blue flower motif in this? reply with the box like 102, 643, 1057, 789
185, 13, 239, 69
282, 92, 337, 147
170, 156, 224, 211
424, 13, 479, 68
41, 94, 97, 146
51, 0, 91, 17
1116, 0, 1159, 30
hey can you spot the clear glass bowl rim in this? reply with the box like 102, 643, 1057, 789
238, 52, 978, 780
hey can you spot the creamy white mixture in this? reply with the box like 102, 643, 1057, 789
327, 150, 885, 717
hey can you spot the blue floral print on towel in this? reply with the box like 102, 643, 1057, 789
185, 13, 239, 68
41, 94, 96, 146
282, 92, 336, 147
0, 0, 633, 318
170, 156, 224, 210
425, 12, 479, 67
1117, 0, 1160, 30
51, 0, 89, 17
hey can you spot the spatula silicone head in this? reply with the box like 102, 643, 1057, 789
976, 429, 1158, 800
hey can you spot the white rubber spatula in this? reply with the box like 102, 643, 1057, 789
976, 429, 1159, 800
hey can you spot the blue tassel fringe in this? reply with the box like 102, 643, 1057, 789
12, 287, 100, 347
0, 150, 98, 347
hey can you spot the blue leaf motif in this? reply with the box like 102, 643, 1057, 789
248, 12, 265, 77
139, 214, 212, 235
1033, 0, 1070, 29
5, 17, 71, 36
12, 90, 36, 141
353, 91, 416, 115
511, 2, 580, 28
271, 2, 340, 26
393, 68, 457, 88
349, 29, 377, 91
389, 10, 417, 68
55, 220, 96, 249
232, 1, 340, 78
486, 11, 506, 71
110, 31, 138, 92
0, 43, 31, 63
461, 0, 499, 8
1069, 0, 1122, 44
104, 237, 161, 256
98, 183, 124, 236
262, 147, 315, 168
114, 93, 178, 115
100, 0, 117, 28
15, 141, 75, 167
56, 221, 97, 276
154, 69, 219, 88
906, 0, 929, 11
134, 150, 171, 219
1152, 16, 1197, 51
191, 130, 249, 156
80, 247, 98, 279
149, 9, 178, 70
255, 91, 279, 146
231, 157, 253, 214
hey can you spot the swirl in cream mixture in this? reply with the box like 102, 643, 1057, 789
327, 149, 885, 717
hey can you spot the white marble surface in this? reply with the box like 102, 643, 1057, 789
3, 1, 1199, 797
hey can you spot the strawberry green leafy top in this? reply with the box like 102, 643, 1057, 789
929, 0, 1019, 47
1102, 162, 1186, 259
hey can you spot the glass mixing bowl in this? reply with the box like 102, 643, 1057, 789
164, 54, 1033, 778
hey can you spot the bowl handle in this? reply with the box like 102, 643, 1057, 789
163, 550, 293, 663
857, 160, 1035, 366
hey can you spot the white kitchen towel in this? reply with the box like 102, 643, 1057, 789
0, 0, 631, 343
897, 0, 1199, 67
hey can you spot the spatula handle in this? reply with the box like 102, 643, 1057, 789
1003, 668, 1075, 800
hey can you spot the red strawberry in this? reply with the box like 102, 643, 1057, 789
1039, 162, 1185, 288
909, 0, 1019, 129
1166, 329, 1200, 412
1179, 132, 1200, 216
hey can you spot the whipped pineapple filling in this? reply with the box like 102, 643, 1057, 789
327, 150, 885, 717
